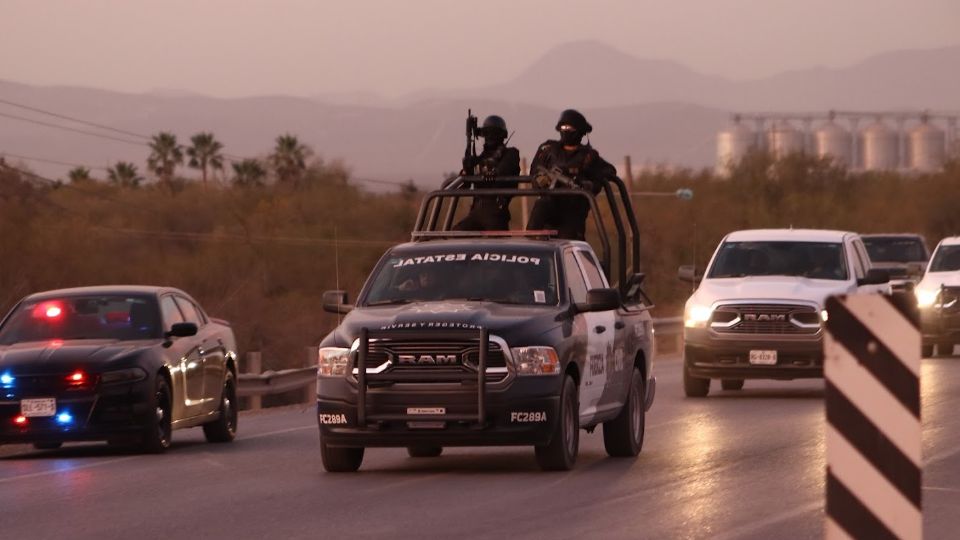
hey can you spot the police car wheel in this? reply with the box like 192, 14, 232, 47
721, 379, 744, 391
535, 374, 579, 471
203, 371, 238, 443
683, 365, 710, 398
603, 367, 645, 457
320, 441, 364, 473
407, 446, 443, 458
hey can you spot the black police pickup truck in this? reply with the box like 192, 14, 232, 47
316, 174, 655, 471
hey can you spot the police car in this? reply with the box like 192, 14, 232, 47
315, 175, 655, 471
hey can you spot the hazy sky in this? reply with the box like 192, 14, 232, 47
2, 0, 957, 98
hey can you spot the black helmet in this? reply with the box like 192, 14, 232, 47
480, 115, 508, 138
555, 109, 592, 134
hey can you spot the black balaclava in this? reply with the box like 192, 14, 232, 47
559, 129, 583, 147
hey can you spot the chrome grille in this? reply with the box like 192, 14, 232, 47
712, 303, 820, 335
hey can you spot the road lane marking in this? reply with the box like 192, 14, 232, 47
239, 425, 314, 441
0, 456, 138, 484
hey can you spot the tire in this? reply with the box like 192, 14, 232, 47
721, 379, 745, 391
683, 365, 710, 397
407, 446, 443, 458
937, 341, 954, 357
203, 370, 238, 443
33, 442, 63, 450
320, 441, 364, 472
603, 368, 645, 457
922, 344, 934, 358
535, 374, 579, 471
140, 376, 173, 454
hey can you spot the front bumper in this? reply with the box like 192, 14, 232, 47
920, 307, 960, 345
318, 376, 560, 448
0, 380, 153, 444
684, 327, 823, 380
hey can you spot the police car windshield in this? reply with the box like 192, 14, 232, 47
863, 237, 928, 263
929, 245, 960, 272
708, 241, 848, 281
0, 295, 161, 345
364, 249, 558, 306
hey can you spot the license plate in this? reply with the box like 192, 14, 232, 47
749, 350, 778, 365
407, 407, 445, 415
21, 398, 56, 417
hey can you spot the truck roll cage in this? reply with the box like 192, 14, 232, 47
412, 175, 642, 296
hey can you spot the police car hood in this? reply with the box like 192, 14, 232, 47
917, 271, 960, 290
329, 301, 561, 346
693, 276, 853, 308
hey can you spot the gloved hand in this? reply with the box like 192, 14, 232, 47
534, 174, 552, 189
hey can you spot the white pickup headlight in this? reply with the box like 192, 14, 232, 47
318, 347, 351, 377
916, 288, 938, 309
684, 304, 713, 328
510, 346, 560, 376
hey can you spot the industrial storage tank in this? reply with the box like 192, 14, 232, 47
766, 121, 805, 159
814, 121, 853, 167
716, 117, 756, 175
860, 120, 899, 171
908, 118, 946, 172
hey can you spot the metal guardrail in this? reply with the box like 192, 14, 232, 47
236, 317, 683, 409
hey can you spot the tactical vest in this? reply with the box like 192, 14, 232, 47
476, 145, 506, 176
537, 141, 596, 181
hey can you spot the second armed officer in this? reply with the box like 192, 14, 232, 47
455, 115, 521, 231
526, 109, 617, 240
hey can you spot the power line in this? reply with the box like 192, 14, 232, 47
0, 152, 108, 171
0, 111, 146, 147
0, 97, 151, 141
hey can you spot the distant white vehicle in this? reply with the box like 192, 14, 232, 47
678, 228, 890, 397
914, 236, 960, 357
861, 233, 930, 293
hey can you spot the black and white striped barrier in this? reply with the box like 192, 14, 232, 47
824, 295, 921, 540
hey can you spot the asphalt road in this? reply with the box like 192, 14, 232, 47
2, 355, 959, 540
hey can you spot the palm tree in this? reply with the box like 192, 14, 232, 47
268, 134, 311, 186
107, 162, 143, 188
68, 166, 92, 184
147, 132, 184, 186
231, 159, 267, 187
186, 132, 224, 187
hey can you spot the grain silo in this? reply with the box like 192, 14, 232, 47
766, 121, 805, 160
861, 119, 900, 171
908, 117, 946, 172
716, 116, 757, 175
814, 120, 853, 167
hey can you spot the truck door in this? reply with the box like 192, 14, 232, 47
570, 249, 619, 422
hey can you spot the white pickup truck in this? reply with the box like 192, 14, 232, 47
915, 236, 960, 357
678, 229, 890, 397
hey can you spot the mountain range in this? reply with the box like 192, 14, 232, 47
1, 41, 957, 184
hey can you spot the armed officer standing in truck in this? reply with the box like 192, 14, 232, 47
454, 114, 521, 231
526, 109, 617, 241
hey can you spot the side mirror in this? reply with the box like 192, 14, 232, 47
322, 290, 353, 315
858, 268, 890, 286
678, 265, 702, 284
165, 322, 198, 338
576, 288, 621, 313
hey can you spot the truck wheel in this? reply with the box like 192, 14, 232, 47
407, 446, 443, 458
602, 368, 645, 457
535, 374, 579, 471
320, 441, 364, 472
937, 341, 954, 357
721, 379, 744, 391
922, 344, 934, 358
683, 365, 710, 397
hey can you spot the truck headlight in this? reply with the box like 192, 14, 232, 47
684, 304, 713, 328
510, 346, 560, 376
916, 288, 938, 309
318, 347, 351, 377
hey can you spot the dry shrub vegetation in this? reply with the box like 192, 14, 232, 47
2, 151, 960, 373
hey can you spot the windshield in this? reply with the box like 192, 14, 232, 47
364, 249, 558, 306
0, 295, 161, 345
929, 245, 960, 272
708, 241, 848, 281
863, 236, 928, 263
